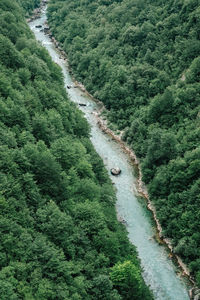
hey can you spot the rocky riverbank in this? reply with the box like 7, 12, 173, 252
26, 0, 48, 22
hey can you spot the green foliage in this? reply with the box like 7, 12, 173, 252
0, 0, 152, 299
110, 260, 152, 299
48, 0, 200, 285
16, 0, 40, 13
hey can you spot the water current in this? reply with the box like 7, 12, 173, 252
29, 8, 190, 300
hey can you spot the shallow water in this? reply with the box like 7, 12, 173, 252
29, 9, 190, 300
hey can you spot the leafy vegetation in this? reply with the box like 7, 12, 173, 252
0, 0, 153, 299
47, 0, 200, 285
16, 0, 40, 13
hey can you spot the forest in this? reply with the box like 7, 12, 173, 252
47, 0, 200, 286
0, 0, 153, 299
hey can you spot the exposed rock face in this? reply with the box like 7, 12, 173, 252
110, 167, 121, 175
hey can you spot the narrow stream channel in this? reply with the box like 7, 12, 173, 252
29, 8, 190, 300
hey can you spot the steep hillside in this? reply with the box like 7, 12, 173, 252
47, 0, 200, 285
0, 0, 153, 299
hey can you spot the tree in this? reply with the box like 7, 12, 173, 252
110, 260, 152, 299
91, 275, 121, 300
0, 34, 24, 69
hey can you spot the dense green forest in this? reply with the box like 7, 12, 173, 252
0, 0, 153, 299
16, 0, 40, 13
47, 0, 200, 285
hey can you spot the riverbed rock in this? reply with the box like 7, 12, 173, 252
44, 27, 49, 33
121, 218, 127, 225
110, 167, 121, 175
35, 25, 42, 28
78, 83, 86, 92
78, 103, 87, 107
117, 215, 127, 225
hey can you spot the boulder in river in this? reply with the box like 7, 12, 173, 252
110, 167, 121, 175
35, 25, 42, 28
44, 26, 49, 32
121, 218, 127, 225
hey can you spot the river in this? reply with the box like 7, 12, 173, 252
29, 7, 190, 300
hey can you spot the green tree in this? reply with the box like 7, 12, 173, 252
110, 260, 152, 299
